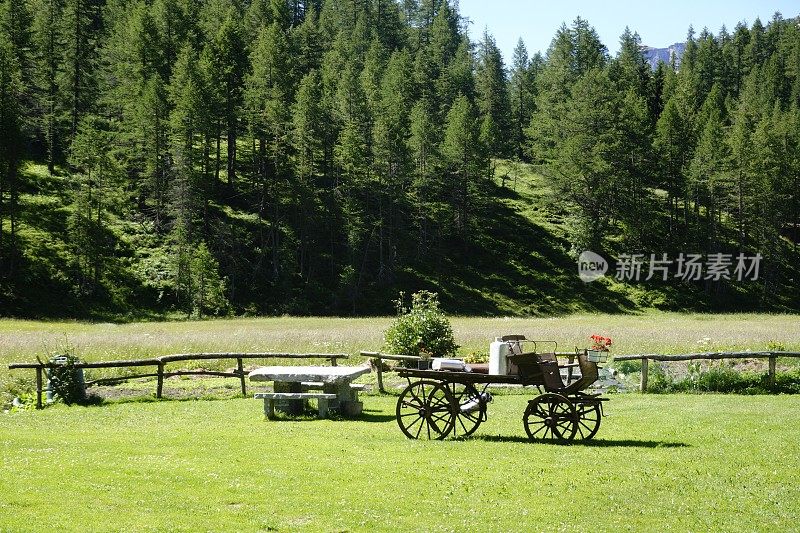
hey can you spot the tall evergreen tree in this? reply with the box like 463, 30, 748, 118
509, 38, 536, 160
727, 70, 764, 249
30, 0, 64, 172
441, 94, 482, 237
0, 26, 22, 275
60, 0, 100, 142
610, 27, 650, 98
205, 12, 248, 186
688, 85, 729, 252
66, 117, 123, 293
245, 22, 292, 279
475, 30, 512, 160
548, 68, 619, 251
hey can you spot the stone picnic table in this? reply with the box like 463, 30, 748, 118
248, 365, 370, 418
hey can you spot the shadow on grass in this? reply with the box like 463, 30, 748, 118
470, 434, 690, 448
358, 410, 396, 423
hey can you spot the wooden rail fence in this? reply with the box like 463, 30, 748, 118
613, 351, 800, 392
8, 352, 348, 408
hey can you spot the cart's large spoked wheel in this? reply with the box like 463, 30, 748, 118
396, 380, 455, 440
523, 393, 577, 443
574, 402, 602, 440
443, 382, 486, 438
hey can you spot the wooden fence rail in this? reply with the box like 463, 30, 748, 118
8, 352, 349, 408
613, 351, 800, 392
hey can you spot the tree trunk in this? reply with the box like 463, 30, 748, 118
214, 120, 221, 194
8, 170, 18, 276
226, 89, 236, 186
737, 169, 745, 249
0, 170, 4, 268
71, 0, 82, 140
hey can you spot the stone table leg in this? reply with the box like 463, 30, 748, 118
274, 381, 304, 415
325, 382, 362, 417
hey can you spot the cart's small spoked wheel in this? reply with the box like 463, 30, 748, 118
444, 382, 486, 438
396, 380, 454, 440
523, 393, 577, 443
574, 402, 601, 440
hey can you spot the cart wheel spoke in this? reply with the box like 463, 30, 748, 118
405, 413, 423, 432
530, 423, 547, 438
443, 382, 486, 438
573, 402, 601, 440
415, 419, 425, 440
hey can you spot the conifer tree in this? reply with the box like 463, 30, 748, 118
60, 0, 99, 141
205, 12, 247, 186
1, 0, 33, 136
0, 27, 22, 275
548, 68, 618, 251
30, 0, 64, 172
245, 22, 292, 279
654, 95, 691, 240
689, 85, 729, 251
292, 70, 324, 182
67, 117, 123, 292
727, 70, 764, 249
442, 94, 482, 237
610, 27, 650, 98
169, 45, 208, 225
371, 48, 412, 279
475, 30, 512, 159
291, 4, 322, 78
509, 38, 536, 160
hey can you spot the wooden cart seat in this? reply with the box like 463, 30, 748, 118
562, 353, 599, 395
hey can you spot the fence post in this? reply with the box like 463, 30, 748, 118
35, 366, 43, 409
156, 362, 164, 398
374, 357, 385, 394
640, 357, 649, 393
237, 358, 246, 397
768, 355, 776, 387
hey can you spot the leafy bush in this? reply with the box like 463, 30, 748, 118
645, 363, 800, 395
384, 291, 459, 358
612, 359, 642, 375
48, 354, 87, 405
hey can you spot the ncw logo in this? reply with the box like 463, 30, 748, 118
578, 251, 608, 282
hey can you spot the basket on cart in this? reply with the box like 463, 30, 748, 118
586, 350, 609, 363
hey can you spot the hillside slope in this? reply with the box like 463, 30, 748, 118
3, 159, 797, 319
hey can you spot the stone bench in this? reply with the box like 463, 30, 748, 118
255, 392, 337, 419
301, 381, 367, 392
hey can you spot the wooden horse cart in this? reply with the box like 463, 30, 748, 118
394, 341, 609, 443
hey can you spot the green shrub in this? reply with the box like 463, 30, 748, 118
775, 370, 800, 393
697, 367, 756, 393
646, 362, 674, 393
48, 354, 87, 405
645, 364, 800, 395
612, 359, 641, 374
384, 291, 459, 358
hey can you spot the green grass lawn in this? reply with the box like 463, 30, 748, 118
1, 393, 798, 531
